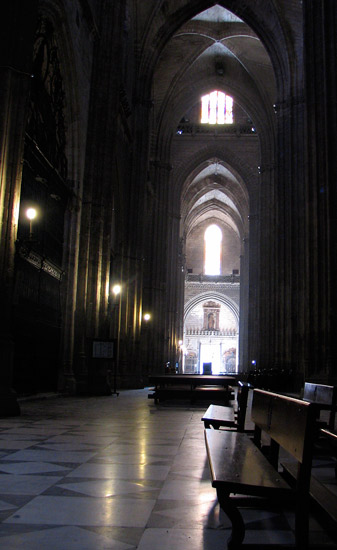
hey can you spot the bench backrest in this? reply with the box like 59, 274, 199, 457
251, 389, 315, 464
236, 381, 253, 431
320, 428, 337, 447
302, 382, 336, 405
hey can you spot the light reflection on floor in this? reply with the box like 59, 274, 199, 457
0, 389, 335, 549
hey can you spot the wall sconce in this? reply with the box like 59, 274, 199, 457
143, 312, 151, 322
112, 284, 121, 296
111, 283, 122, 396
26, 207, 37, 240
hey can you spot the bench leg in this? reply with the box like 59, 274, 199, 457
295, 498, 309, 550
217, 489, 245, 549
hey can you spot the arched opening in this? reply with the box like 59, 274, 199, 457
146, 1, 278, 374
183, 294, 239, 374
180, 157, 247, 372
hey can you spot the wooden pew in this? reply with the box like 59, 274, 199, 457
302, 382, 337, 430
283, 427, 337, 527
204, 389, 316, 549
320, 428, 337, 478
201, 381, 252, 431
320, 427, 337, 453
148, 374, 236, 404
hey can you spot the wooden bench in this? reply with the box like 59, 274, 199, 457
320, 428, 337, 479
204, 389, 316, 549
320, 427, 337, 460
201, 381, 252, 431
148, 374, 236, 404
282, 427, 337, 528
302, 382, 337, 430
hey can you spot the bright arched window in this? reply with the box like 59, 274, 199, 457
201, 91, 233, 124
204, 225, 222, 275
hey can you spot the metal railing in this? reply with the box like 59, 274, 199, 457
175, 122, 256, 137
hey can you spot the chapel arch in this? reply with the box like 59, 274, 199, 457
183, 292, 240, 374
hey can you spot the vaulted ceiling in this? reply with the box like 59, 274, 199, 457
151, 4, 276, 247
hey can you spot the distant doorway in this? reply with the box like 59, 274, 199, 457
200, 343, 221, 374
183, 295, 239, 374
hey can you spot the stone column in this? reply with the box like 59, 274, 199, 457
257, 159, 277, 371
0, 2, 38, 415
166, 210, 184, 370
273, 91, 306, 378
74, 0, 126, 393
238, 240, 249, 371
121, 97, 153, 388
304, 0, 337, 382
59, 193, 82, 395
143, 160, 172, 373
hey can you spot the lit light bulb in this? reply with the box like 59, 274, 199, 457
112, 284, 121, 295
26, 207, 37, 220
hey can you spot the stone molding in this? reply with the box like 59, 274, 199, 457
186, 273, 240, 283
17, 243, 63, 281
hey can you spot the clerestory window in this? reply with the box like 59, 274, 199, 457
201, 91, 233, 124
204, 224, 222, 275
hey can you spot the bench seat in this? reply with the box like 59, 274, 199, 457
205, 428, 291, 497
202, 381, 252, 431
202, 404, 235, 429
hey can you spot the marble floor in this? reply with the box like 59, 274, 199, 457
0, 389, 336, 549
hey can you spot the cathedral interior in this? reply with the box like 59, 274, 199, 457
1, 0, 337, 414
1, 3, 337, 548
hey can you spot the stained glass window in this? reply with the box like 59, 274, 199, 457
201, 91, 233, 124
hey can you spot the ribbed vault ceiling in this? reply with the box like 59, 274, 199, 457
152, 3, 276, 242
